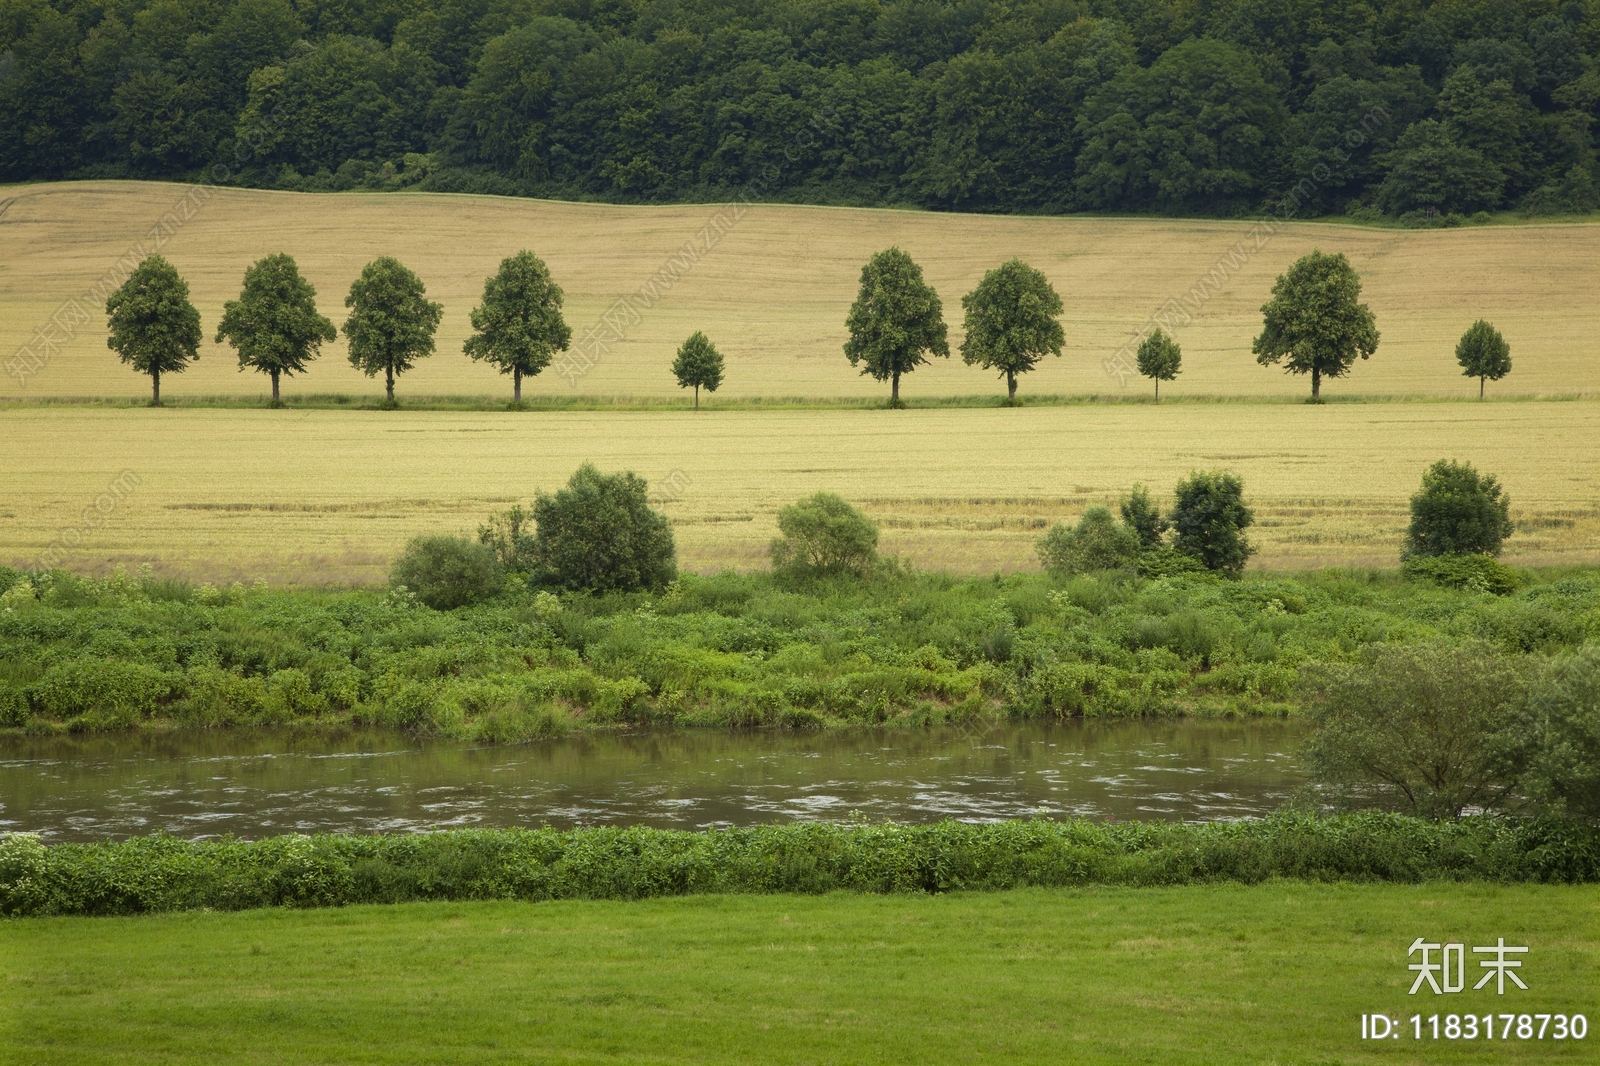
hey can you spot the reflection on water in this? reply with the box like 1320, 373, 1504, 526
0, 719, 1310, 842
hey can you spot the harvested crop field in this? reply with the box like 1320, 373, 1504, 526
4, 181, 1600, 402
4, 404, 1597, 583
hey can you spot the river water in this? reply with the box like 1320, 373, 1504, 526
0, 719, 1309, 842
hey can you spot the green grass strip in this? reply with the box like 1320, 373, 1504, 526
5, 813, 1597, 918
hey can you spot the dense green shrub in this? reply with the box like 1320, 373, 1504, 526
1402, 553, 1520, 595
770, 493, 879, 577
1037, 507, 1141, 576
4, 566, 1598, 737
1301, 642, 1532, 818
0, 686, 28, 727
532, 464, 676, 592
1525, 647, 1600, 821
390, 535, 504, 610
1170, 472, 1255, 576
179, 666, 267, 726
1404, 459, 1514, 558
4, 814, 1597, 918
28, 659, 177, 726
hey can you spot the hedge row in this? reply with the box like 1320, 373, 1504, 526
5, 814, 1598, 918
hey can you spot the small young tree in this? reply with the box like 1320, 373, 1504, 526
105, 255, 201, 406
1135, 328, 1181, 400
1252, 250, 1379, 399
464, 250, 571, 403
1036, 506, 1141, 576
671, 331, 724, 409
1170, 471, 1255, 576
770, 493, 879, 577
214, 253, 336, 405
1301, 641, 1531, 819
1455, 319, 1511, 400
1403, 459, 1514, 558
1119, 484, 1167, 548
343, 257, 443, 404
531, 464, 677, 592
390, 535, 504, 610
844, 247, 949, 406
959, 258, 1063, 403
478, 504, 535, 571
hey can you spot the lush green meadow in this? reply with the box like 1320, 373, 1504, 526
4, 883, 1596, 1065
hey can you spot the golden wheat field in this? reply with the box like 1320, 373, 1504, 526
4, 404, 1597, 583
4, 181, 1600, 402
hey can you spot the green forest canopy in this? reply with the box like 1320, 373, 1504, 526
3, 0, 1598, 219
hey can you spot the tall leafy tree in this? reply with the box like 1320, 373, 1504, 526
1374, 120, 1504, 215
959, 258, 1063, 403
671, 331, 724, 409
105, 255, 201, 406
215, 253, 336, 405
464, 250, 571, 402
343, 257, 442, 404
1455, 319, 1512, 399
1136, 328, 1181, 400
1252, 250, 1378, 400
844, 247, 948, 406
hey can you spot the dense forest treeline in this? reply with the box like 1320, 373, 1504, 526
4, 0, 1600, 218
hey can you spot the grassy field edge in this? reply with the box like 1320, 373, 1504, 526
4, 882, 1596, 1065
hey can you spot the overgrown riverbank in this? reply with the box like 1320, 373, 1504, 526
4, 814, 1598, 918
1, 565, 1596, 740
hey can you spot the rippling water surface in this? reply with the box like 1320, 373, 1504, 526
0, 719, 1309, 842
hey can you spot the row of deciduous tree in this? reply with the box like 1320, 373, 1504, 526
104, 247, 1515, 405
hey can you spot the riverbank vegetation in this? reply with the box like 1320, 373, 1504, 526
1, 560, 1595, 740
5, 814, 1598, 918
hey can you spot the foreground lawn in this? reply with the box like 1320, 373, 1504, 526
3, 883, 1596, 1065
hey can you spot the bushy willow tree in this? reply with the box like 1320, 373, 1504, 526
1455, 319, 1511, 400
105, 255, 201, 406
343, 257, 442, 405
671, 331, 724, 409
215, 253, 336, 405
464, 250, 571, 403
844, 247, 948, 406
1136, 328, 1181, 400
1252, 250, 1378, 400
959, 258, 1063, 403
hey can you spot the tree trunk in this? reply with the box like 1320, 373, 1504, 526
514, 368, 522, 402
1007, 371, 1016, 404
271, 369, 281, 406
386, 365, 395, 404
694, 384, 700, 410
1480, 376, 1485, 400
1311, 366, 1321, 399
151, 368, 161, 406
891, 371, 900, 406
1155, 379, 1160, 402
